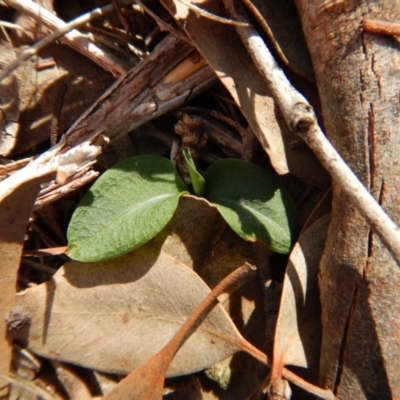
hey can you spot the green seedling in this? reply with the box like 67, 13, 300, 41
67, 149, 298, 262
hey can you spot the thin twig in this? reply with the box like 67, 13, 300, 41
176, 0, 252, 27
225, 0, 400, 266
2, 0, 132, 76
236, 331, 334, 399
136, 0, 193, 45
0, 20, 27, 31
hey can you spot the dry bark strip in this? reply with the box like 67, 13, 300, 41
295, 1, 400, 398
65, 34, 215, 147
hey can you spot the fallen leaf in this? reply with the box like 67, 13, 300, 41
272, 214, 331, 374
102, 263, 258, 400
13, 245, 246, 377
8, 42, 114, 156
249, 0, 314, 81
0, 168, 56, 391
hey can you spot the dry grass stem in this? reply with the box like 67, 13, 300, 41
2, 0, 132, 76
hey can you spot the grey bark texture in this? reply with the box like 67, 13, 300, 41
294, 0, 400, 398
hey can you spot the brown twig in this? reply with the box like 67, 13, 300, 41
363, 19, 400, 36
176, 0, 252, 27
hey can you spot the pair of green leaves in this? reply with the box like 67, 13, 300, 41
67, 151, 298, 262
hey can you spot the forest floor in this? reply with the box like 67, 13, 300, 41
0, 1, 336, 399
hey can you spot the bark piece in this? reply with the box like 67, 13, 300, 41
12, 43, 114, 156
0, 43, 20, 157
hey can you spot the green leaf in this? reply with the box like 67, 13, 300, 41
67, 155, 188, 261
182, 147, 205, 197
204, 159, 298, 254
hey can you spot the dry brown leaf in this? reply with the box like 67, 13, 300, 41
162, 0, 330, 188
150, 195, 220, 270
13, 43, 114, 155
198, 231, 269, 398
0, 169, 56, 393
0, 135, 99, 395
248, 0, 314, 81
12, 245, 246, 377
102, 263, 258, 400
272, 214, 331, 374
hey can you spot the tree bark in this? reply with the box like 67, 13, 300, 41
294, 0, 400, 398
